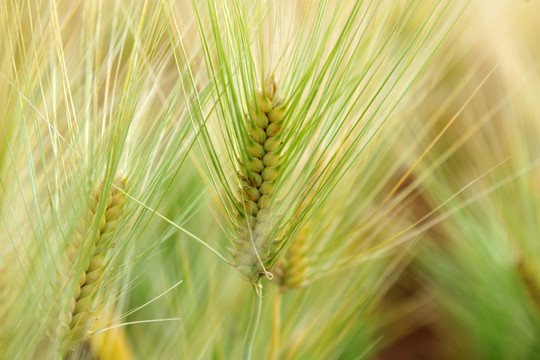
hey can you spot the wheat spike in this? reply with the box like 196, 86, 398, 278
232, 76, 286, 282
517, 260, 540, 310
276, 229, 309, 291
56, 177, 127, 352
87, 309, 134, 360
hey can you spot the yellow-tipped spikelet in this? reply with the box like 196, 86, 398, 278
276, 229, 309, 291
233, 77, 286, 282
56, 177, 127, 352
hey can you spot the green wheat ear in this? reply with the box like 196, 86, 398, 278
56, 177, 127, 352
275, 229, 309, 291
232, 76, 286, 283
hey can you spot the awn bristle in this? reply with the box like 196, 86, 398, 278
232, 77, 286, 282
56, 177, 127, 352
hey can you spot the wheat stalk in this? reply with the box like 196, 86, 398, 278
56, 177, 127, 353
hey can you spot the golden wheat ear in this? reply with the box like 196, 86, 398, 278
232, 76, 286, 283
56, 177, 127, 352
87, 309, 134, 360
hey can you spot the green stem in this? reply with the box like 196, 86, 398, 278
244, 280, 263, 360
268, 290, 282, 360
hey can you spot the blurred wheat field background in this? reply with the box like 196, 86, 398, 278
1, 0, 540, 359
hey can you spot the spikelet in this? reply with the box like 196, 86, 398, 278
56, 177, 127, 352
232, 76, 286, 282
275, 229, 309, 291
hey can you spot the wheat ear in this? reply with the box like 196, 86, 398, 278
233, 77, 286, 282
56, 177, 127, 352
517, 260, 540, 309
276, 230, 309, 291
88, 310, 134, 360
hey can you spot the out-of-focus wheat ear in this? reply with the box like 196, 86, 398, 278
56, 177, 127, 353
88, 310, 134, 360
232, 76, 286, 283
517, 259, 540, 310
276, 229, 309, 292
